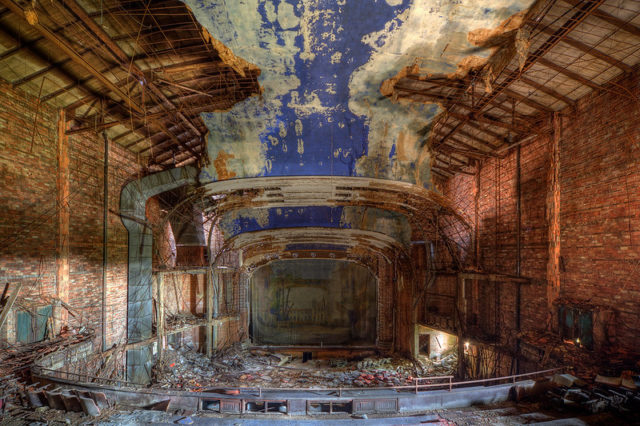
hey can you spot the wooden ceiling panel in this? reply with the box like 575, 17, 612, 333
0, 0, 261, 170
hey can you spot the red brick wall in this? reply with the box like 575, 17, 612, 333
0, 82, 142, 349
441, 69, 640, 355
0, 82, 59, 343
559, 71, 640, 353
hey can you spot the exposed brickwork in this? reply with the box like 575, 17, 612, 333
440, 69, 640, 356
559, 71, 640, 353
0, 81, 142, 349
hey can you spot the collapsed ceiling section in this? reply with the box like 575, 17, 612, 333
184, 0, 536, 187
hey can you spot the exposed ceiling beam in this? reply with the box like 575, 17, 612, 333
502, 87, 555, 113
436, 134, 499, 158
42, 43, 214, 103
395, 83, 534, 125
472, 0, 605, 113
538, 25, 633, 72
0, 0, 145, 114
0, 25, 107, 106
562, 0, 640, 38
438, 121, 499, 150
59, 0, 202, 160
433, 0, 605, 150
537, 57, 603, 90
518, 75, 576, 106
452, 110, 532, 134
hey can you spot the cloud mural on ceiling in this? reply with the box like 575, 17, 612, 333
184, 0, 534, 188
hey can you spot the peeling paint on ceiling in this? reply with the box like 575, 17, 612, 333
218, 206, 411, 245
185, 0, 534, 187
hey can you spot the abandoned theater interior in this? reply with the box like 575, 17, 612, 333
0, 0, 640, 423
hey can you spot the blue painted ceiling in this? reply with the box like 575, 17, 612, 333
185, 0, 533, 187
182, 0, 533, 248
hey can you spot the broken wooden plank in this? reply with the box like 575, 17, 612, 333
0, 282, 23, 330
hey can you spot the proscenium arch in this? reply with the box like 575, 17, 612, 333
120, 166, 469, 383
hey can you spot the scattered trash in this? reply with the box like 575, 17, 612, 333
151, 344, 423, 390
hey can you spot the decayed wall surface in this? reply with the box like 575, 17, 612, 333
440, 68, 640, 355
559, 70, 640, 353
0, 82, 142, 349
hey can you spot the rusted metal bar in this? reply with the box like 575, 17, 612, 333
518, 76, 576, 107
536, 58, 603, 91
502, 87, 554, 113
435, 0, 605, 149
474, 0, 606, 112
537, 26, 632, 72
562, 0, 640, 38
59, 0, 202, 155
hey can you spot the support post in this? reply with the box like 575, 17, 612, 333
206, 267, 213, 357
456, 275, 466, 379
157, 273, 165, 361
546, 113, 562, 330
119, 166, 200, 384
55, 110, 70, 335
102, 130, 108, 351
515, 145, 522, 374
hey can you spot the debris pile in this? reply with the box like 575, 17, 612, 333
152, 344, 425, 391
0, 380, 115, 424
415, 347, 458, 376
165, 313, 205, 331
539, 372, 640, 421
0, 327, 93, 379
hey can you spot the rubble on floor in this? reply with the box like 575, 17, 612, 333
0, 327, 93, 379
151, 344, 422, 391
520, 330, 638, 382
540, 372, 640, 419
415, 347, 458, 376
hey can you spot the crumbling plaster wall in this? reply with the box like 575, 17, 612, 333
439, 68, 640, 355
0, 81, 142, 349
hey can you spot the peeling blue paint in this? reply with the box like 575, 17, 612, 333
185, 0, 534, 187
218, 205, 411, 245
